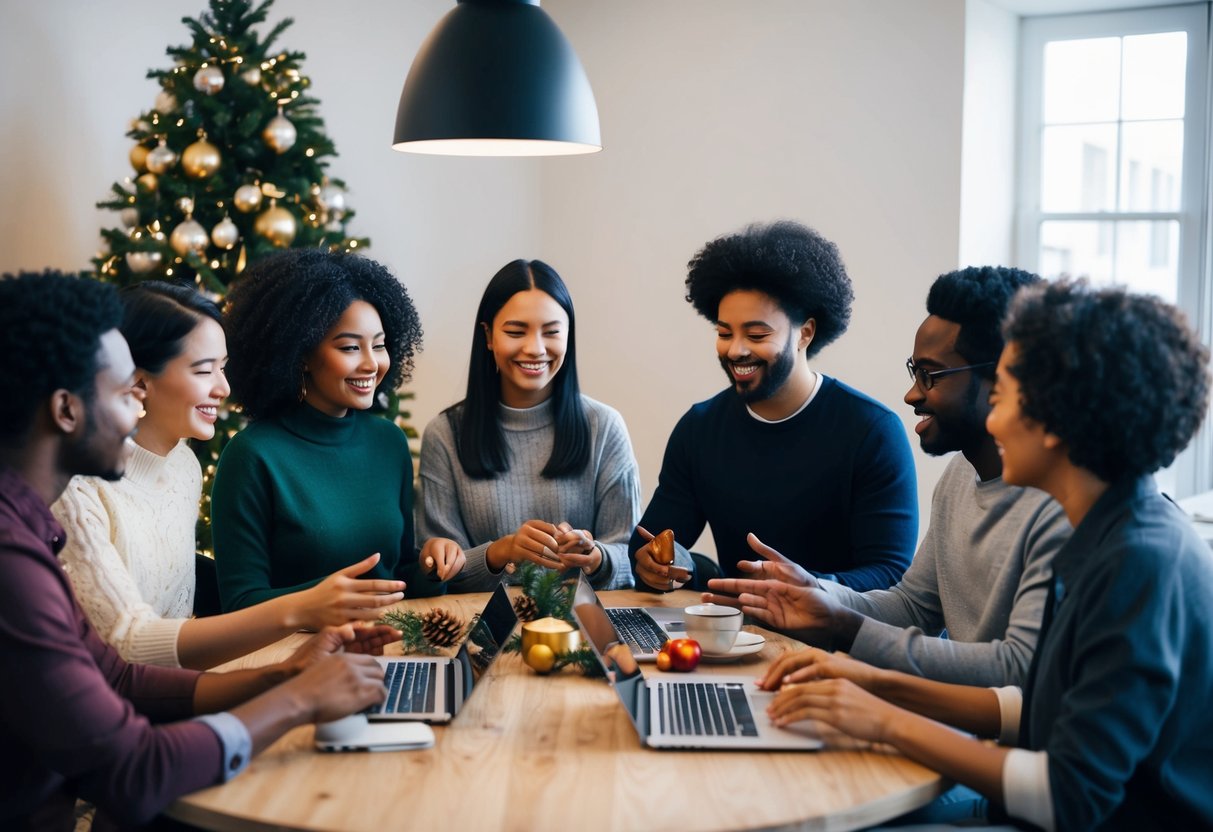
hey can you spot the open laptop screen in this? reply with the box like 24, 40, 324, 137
571, 575, 648, 736
453, 584, 518, 711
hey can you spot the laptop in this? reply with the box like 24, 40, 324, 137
571, 575, 823, 751
368, 583, 517, 723
603, 604, 685, 661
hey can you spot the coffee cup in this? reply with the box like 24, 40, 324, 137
683, 603, 743, 655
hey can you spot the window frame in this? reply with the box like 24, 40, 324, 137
1016, 3, 1213, 496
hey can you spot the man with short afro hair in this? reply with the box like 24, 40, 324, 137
630, 221, 918, 593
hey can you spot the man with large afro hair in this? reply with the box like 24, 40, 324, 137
629, 221, 918, 594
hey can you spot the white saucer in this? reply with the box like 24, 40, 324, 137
700, 631, 765, 663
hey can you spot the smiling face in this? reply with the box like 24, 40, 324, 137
60, 329, 143, 481
484, 288, 569, 409
303, 300, 389, 418
136, 316, 229, 454
715, 290, 809, 404
986, 342, 1059, 488
904, 315, 991, 457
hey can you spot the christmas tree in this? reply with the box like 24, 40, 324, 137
91, 0, 413, 555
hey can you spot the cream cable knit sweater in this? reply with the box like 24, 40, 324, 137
52, 440, 199, 667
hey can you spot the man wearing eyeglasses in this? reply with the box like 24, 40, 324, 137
704, 266, 1070, 687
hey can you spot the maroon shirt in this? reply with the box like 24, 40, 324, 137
0, 466, 223, 829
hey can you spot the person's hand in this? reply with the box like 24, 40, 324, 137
735, 533, 817, 587
700, 575, 836, 639
757, 646, 880, 691
284, 652, 387, 724
767, 678, 900, 744
421, 537, 466, 581
288, 553, 405, 630
487, 520, 565, 572
553, 522, 602, 574
281, 623, 401, 674
633, 525, 691, 591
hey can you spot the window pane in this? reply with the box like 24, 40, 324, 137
1039, 221, 1114, 281
1040, 124, 1117, 211
1122, 32, 1187, 120
1120, 120, 1183, 211
1038, 220, 1179, 304
1043, 37, 1120, 124
1115, 220, 1179, 303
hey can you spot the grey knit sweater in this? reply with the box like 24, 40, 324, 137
821, 453, 1070, 686
418, 396, 640, 591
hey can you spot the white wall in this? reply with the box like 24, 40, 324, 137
960, 0, 1019, 266
1, 0, 974, 550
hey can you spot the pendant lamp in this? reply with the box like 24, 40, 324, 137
392, 0, 601, 156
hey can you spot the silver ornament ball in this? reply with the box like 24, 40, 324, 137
233, 184, 263, 213
170, 219, 210, 256
319, 184, 347, 218
262, 113, 297, 154
154, 90, 177, 113
120, 207, 140, 228
193, 65, 225, 96
241, 66, 262, 86
126, 250, 162, 274
211, 217, 239, 250
145, 143, 178, 175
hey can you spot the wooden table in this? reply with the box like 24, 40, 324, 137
169, 590, 944, 832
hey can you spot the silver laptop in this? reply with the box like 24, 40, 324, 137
572, 575, 823, 751
368, 583, 516, 723
604, 604, 685, 660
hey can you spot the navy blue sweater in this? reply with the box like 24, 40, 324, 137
1020, 476, 1213, 830
630, 377, 917, 591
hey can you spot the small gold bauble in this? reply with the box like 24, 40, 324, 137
136, 172, 159, 192
233, 184, 263, 213
126, 250, 162, 274
241, 66, 262, 85
193, 65, 225, 95
170, 218, 209, 256
145, 142, 178, 175
262, 112, 297, 154
525, 644, 557, 674
210, 216, 239, 250
120, 207, 140, 228
182, 139, 221, 179
129, 144, 150, 173
254, 202, 297, 247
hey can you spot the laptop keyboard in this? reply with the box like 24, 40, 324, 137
655, 681, 759, 737
606, 608, 668, 652
368, 661, 437, 715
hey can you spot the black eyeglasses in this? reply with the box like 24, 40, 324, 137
905, 358, 995, 391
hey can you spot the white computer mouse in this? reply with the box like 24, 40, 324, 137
314, 713, 369, 744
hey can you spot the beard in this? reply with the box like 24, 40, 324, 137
58, 405, 129, 482
920, 374, 990, 456
719, 332, 798, 404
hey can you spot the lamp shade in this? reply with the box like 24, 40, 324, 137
392, 0, 601, 156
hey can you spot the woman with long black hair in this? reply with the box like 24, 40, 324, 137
418, 259, 640, 590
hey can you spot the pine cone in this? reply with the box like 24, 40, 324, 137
513, 594, 540, 622
420, 608, 465, 648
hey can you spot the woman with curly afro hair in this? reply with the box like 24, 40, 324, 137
212, 249, 465, 611
760, 281, 1213, 830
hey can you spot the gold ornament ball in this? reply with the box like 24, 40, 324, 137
182, 139, 222, 179
525, 644, 557, 675
136, 172, 159, 192
145, 144, 178, 175
120, 207, 140, 228
211, 217, 239, 250
241, 66, 262, 86
254, 204, 297, 247
262, 113, 297, 154
170, 219, 209, 256
233, 184, 263, 213
126, 250, 162, 274
193, 65, 225, 95
129, 144, 150, 173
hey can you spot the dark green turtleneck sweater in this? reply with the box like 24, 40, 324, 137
211, 404, 444, 611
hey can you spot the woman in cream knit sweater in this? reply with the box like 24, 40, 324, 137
53, 281, 401, 669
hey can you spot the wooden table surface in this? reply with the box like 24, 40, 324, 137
169, 590, 944, 832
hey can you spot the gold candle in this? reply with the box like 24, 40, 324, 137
521, 617, 580, 673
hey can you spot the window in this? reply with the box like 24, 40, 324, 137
1017, 4, 1212, 497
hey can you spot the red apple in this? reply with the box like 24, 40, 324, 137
660, 638, 702, 672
